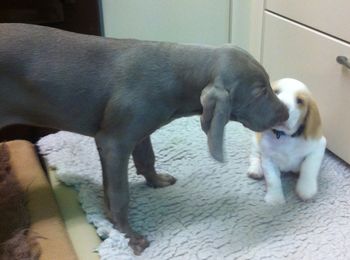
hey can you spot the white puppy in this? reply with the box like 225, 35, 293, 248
247, 78, 326, 205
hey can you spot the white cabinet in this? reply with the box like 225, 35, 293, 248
266, 0, 350, 42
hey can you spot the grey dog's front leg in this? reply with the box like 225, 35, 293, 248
95, 133, 149, 255
132, 136, 176, 188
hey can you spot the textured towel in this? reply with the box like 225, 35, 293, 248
38, 117, 350, 260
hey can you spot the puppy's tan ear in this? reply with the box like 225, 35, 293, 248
304, 97, 322, 139
200, 84, 231, 162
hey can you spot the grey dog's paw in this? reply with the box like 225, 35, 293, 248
146, 173, 177, 188
128, 233, 150, 255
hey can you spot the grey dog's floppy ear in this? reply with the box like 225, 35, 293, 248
200, 83, 231, 162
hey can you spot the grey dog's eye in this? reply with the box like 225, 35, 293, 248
252, 87, 266, 97
273, 89, 280, 95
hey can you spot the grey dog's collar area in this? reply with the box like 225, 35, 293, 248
272, 124, 305, 139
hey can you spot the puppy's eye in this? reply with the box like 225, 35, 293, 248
296, 97, 304, 105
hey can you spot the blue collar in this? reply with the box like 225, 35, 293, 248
272, 124, 305, 139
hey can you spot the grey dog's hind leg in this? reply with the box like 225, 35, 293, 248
132, 136, 176, 188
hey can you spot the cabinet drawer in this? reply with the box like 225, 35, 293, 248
266, 0, 350, 42
262, 11, 350, 163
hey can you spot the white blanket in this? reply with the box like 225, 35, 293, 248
38, 117, 350, 260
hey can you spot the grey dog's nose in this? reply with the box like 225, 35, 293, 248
278, 104, 289, 122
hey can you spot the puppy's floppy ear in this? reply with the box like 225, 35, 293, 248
304, 97, 322, 139
200, 83, 231, 162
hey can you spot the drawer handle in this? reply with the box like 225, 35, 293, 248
336, 56, 350, 69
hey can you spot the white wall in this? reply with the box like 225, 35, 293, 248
101, 0, 263, 59
102, 0, 230, 46
230, 0, 264, 60
230, 0, 251, 49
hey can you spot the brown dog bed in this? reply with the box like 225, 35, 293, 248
0, 141, 77, 260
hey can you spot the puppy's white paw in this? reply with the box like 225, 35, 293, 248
247, 171, 264, 180
247, 164, 264, 180
296, 179, 317, 201
264, 192, 285, 205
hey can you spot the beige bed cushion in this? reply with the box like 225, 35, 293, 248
47, 168, 101, 260
7, 140, 78, 260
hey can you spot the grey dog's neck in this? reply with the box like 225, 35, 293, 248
171, 45, 218, 116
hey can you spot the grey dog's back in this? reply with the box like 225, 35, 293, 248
0, 23, 217, 135
0, 24, 118, 134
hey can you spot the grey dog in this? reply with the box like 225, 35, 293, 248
0, 23, 288, 254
